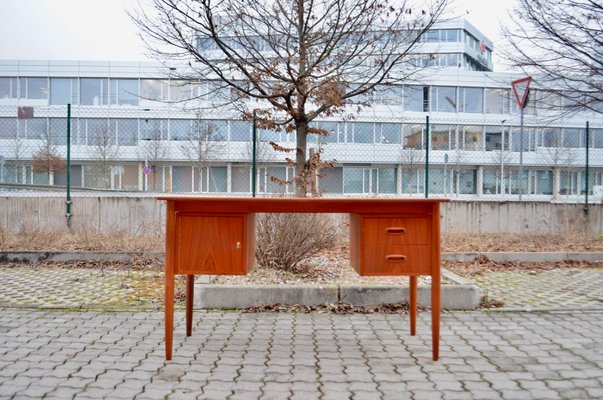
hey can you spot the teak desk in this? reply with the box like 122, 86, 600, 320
157, 197, 448, 361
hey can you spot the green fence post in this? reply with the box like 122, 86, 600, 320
252, 110, 257, 198
585, 120, 590, 217
424, 115, 429, 198
66, 103, 72, 228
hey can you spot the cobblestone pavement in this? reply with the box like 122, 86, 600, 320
0, 268, 179, 310
473, 268, 603, 309
0, 309, 602, 399
3, 266, 603, 311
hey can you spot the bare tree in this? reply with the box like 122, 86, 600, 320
179, 116, 225, 190
502, 0, 603, 114
87, 125, 119, 189
489, 146, 514, 195
32, 129, 65, 186
399, 148, 425, 193
131, 0, 450, 195
139, 127, 169, 191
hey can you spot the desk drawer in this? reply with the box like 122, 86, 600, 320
361, 244, 431, 275
362, 217, 429, 246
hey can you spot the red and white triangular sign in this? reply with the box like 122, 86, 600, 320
511, 76, 532, 109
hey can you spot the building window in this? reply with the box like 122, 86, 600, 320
170, 119, 190, 141
50, 78, 79, 105
201, 166, 228, 192
562, 127, 584, 148
259, 166, 290, 193
140, 79, 169, 101
592, 129, 603, 149
230, 120, 251, 142
110, 79, 138, 106
0, 118, 17, 139
485, 88, 504, 114
81, 78, 109, 105
377, 123, 401, 144
459, 87, 483, 113
459, 125, 483, 151
172, 166, 193, 192
316, 121, 345, 144
141, 119, 168, 141
374, 85, 402, 105
25, 118, 48, 140
404, 86, 428, 112
192, 120, 228, 141
431, 86, 457, 112
511, 127, 536, 151
485, 125, 509, 151
454, 170, 477, 194
232, 165, 251, 192
49, 118, 69, 146
0, 77, 18, 99
351, 122, 374, 143
319, 167, 343, 194
170, 80, 191, 102
441, 29, 460, 42
20, 77, 48, 100
403, 124, 425, 150
529, 170, 553, 195
115, 119, 138, 146
401, 168, 424, 194
539, 127, 562, 148
86, 119, 113, 146
431, 124, 455, 150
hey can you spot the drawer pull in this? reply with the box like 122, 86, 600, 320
386, 227, 406, 235
385, 254, 406, 262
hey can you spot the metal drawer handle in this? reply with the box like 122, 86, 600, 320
385, 255, 406, 262
386, 227, 406, 235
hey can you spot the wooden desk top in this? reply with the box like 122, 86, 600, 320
157, 197, 449, 214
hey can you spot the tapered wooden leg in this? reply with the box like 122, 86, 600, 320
432, 273, 440, 361
165, 271, 174, 361
186, 275, 194, 337
409, 275, 417, 336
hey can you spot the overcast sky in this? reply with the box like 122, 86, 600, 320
0, 0, 516, 69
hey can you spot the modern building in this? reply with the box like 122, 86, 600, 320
0, 19, 601, 200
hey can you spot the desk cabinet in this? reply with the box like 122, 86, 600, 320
175, 212, 254, 275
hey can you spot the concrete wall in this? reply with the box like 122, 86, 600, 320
0, 195, 601, 235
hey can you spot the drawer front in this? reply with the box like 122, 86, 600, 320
361, 244, 431, 275
176, 214, 247, 275
362, 217, 429, 246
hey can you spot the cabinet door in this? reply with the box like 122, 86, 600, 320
176, 214, 247, 275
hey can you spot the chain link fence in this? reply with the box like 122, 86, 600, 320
0, 102, 601, 201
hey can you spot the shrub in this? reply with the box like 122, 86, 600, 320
255, 213, 337, 271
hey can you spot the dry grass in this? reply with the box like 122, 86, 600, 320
441, 233, 603, 252
2, 227, 603, 254
0, 227, 164, 253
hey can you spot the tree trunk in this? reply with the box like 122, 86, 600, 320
295, 121, 308, 197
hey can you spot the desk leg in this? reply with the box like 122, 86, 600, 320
409, 276, 417, 336
165, 271, 174, 361
186, 275, 194, 337
432, 273, 440, 361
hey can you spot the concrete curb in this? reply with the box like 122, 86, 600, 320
3, 251, 603, 264
442, 252, 603, 263
0, 251, 160, 264
196, 283, 482, 310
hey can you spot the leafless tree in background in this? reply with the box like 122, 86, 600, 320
130, 0, 450, 194
502, 0, 602, 114
87, 125, 119, 189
